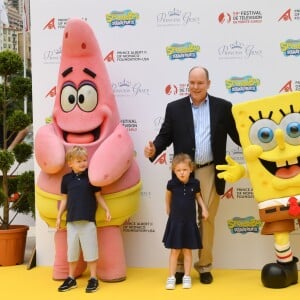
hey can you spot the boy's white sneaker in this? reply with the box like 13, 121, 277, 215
182, 275, 192, 289
165, 276, 176, 290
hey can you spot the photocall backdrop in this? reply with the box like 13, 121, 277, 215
30, 0, 300, 269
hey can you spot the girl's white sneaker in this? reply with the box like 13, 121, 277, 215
165, 276, 176, 290
182, 275, 192, 289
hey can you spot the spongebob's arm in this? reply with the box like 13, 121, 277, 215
216, 155, 246, 183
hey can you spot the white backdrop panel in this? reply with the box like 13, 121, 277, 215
30, 0, 300, 268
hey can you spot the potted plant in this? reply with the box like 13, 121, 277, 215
0, 50, 34, 266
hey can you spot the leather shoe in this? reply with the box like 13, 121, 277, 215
175, 272, 184, 284
200, 272, 213, 284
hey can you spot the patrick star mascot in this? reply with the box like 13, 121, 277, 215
35, 19, 141, 282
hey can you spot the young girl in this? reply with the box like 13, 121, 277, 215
163, 153, 208, 290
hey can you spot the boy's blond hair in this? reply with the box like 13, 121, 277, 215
171, 153, 194, 171
65, 145, 88, 163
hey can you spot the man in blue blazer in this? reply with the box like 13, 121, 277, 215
144, 66, 240, 285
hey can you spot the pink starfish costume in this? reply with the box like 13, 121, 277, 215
35, 18, 141, 282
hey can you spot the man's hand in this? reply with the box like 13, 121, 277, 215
144, 141, 156, 158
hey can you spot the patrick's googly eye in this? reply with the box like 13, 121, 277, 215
77, 84, 98, 112
61, 85, 77, 112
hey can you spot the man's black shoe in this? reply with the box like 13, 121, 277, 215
175, 272, 184, 284
200, 272, 213, 284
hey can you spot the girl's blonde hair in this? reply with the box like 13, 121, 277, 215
171, 153, 194, 171
65, 145, 88, 163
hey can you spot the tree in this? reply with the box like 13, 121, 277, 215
0, 50, 33, 230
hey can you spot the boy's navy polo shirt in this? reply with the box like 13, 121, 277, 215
61, 169, 101, 222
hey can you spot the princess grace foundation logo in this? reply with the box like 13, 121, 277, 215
111, 79, 150, 97
218, 40, 262, 60
156, 8, 200, 26
42, 46, 61, 64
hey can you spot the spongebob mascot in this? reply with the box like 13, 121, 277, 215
217, 91, 300, 288
34, 19, 141, 282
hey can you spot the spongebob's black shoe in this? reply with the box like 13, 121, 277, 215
261, 257, 298, 288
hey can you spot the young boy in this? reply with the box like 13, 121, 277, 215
56, 145, 111, 293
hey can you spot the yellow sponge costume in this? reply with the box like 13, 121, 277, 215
217, 91, 300, 288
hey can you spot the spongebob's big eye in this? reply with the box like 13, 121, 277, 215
61, 84, 77, 112
249, 119, 277, 151
257, 127, 274, 143
77, 83, 98, 112
286, 122, 300, 138
280, 113, 300, 145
